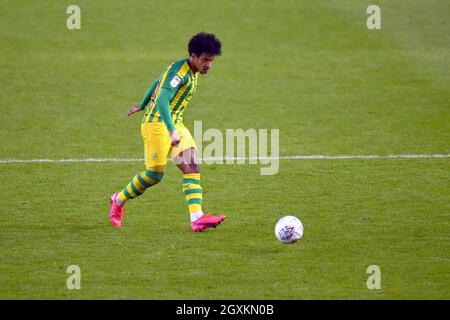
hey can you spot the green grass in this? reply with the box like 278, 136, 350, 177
0, 0, 449, 299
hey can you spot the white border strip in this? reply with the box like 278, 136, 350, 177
0, 154, 448, 163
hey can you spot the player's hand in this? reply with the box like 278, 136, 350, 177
169, 130, 180, 147
125, 104, 141, 117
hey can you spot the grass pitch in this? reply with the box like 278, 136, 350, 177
0, 0, 449, 299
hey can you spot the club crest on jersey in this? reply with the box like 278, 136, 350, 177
170, 75, 182, 88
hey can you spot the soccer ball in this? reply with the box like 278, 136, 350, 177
275, 216, 303, 244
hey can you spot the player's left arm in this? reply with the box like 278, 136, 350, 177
155, 87, 180, 146
154, 66, 185, 146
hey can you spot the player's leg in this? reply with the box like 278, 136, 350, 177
109, 165, 165, 227
172, 126, 225, 232
175, 147, 203, 219
109, 123, 170, 227
115, 165, 165, 205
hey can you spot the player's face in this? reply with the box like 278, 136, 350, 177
192, 53, 215, 74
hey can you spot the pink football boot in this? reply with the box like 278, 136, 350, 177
191, 213, 226, 232
109, 192, 125, 227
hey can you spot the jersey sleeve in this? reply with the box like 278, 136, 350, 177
158, 64, 186, 100
155, 63, 186, 132
139, 76, 160, 110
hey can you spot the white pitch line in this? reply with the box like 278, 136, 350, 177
277, 154, 450, 160
0, 154, 449, 163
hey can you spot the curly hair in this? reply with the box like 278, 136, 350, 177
188, 32, 222, 57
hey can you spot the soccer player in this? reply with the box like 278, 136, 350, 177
109, 32, 225, 232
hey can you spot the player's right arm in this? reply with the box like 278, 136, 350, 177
139, 77, 160, 110
125, 77, 160, 117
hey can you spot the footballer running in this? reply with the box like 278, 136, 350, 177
108, 32, 225, 232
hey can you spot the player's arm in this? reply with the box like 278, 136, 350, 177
156, 87, 180, 146
155, 88, 176, 131
125, 77, 160, 116
155, 68, 185, 145
139, 77, 160, 110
